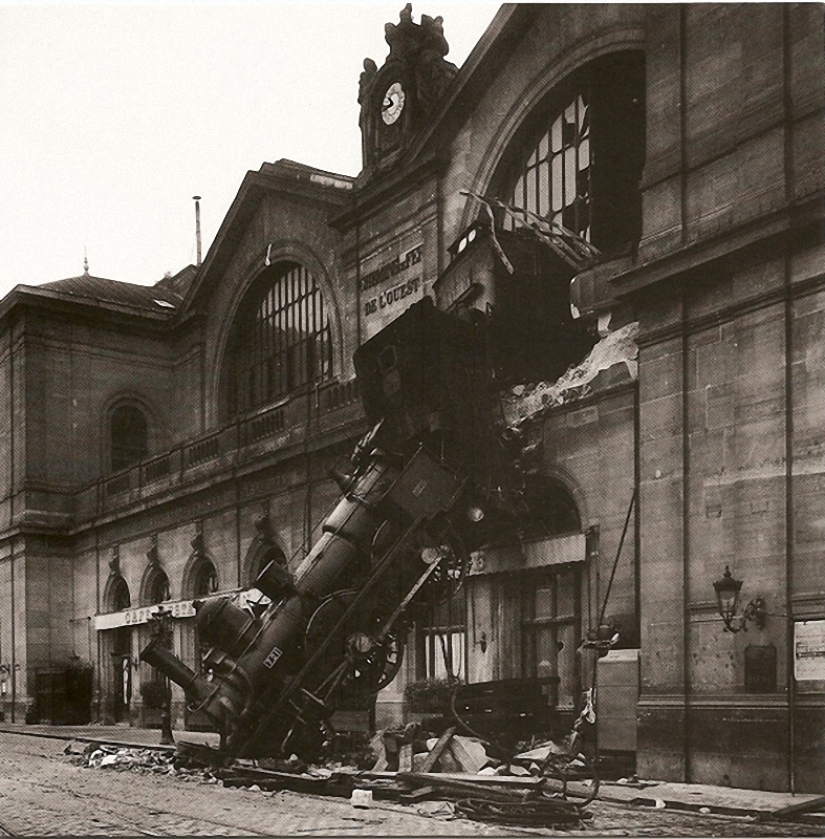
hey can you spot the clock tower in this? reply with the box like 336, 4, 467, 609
358, 4, 458, 175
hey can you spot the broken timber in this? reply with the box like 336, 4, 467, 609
758, 795, 825, 823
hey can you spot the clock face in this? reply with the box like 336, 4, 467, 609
381, 81, 405, 125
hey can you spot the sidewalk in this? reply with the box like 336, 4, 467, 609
0, 721, 219, 751
1, 722, 822, 824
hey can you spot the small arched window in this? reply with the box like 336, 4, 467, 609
110, 576, 131, 612
192, 560, 218, 598
111, 405, 148, 472
251, 545, 287, 587
146, 569, 171, 605
225, 262, 333, 417
521, 476, 581, 539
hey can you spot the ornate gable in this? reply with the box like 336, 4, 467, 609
359, 4, 458, 175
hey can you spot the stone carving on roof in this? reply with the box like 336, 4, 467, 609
359, 4, 458, 174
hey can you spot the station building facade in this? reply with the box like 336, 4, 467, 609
0, 4, 822, 792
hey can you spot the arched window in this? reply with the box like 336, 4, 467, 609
251, 545, 287, 588
111, 405, 148, 472
520, 476, 582, 539
497, 52, 645, 256
226, 262, 333, 416
192, 560, 218, 598
146, 569, 171, 605
110, 576, 131, 612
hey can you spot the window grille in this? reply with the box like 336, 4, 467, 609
497, 52, 645, 256
419, 590, 467, 682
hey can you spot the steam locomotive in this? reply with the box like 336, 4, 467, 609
141, 226, 593, 759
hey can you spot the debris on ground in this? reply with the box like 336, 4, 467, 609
609, 774, 659, 788
67, 743, 176, 773
64, 725, 595, 829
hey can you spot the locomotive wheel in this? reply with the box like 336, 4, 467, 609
304, 591, 405, 699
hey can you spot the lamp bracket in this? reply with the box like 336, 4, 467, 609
723, 597, 767, 633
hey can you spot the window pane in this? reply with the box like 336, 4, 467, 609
579, 137, 590, 170
534, 583, 555, 619
525, 166, 537, 215
551, 156, 564, 211
556, 572, 575, 618
551, 115, 562, 152
537, 160, 550, 217
564, 148, 577, 206
538, 130, 550, 162
557, 623, 577, 708
534, 625, 557, 679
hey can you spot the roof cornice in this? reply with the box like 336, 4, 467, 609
0, 285, 176, 332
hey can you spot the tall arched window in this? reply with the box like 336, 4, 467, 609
226, 262, 333, 416
111, 405, 148, 472
497, 52, 645, 256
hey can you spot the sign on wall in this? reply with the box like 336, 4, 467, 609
360, 240, 424, 339
794, 619, 825, 681
94, 589, 268, 631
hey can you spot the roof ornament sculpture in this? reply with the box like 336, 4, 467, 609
359, 3, 458, 169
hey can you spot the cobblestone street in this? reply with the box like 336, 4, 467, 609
0, 732, 821, 837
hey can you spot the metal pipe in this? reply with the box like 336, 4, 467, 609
140, 638, 211, 704
193, 196, 202, 266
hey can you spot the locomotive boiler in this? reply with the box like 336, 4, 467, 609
141, 297, 524, 759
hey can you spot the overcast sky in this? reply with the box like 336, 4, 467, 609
0, 1, 500, 298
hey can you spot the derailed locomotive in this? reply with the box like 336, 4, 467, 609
141, 227, 593, 759
141, 297, 525, 758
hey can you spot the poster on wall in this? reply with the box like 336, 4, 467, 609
359, 239, 424, 339
794, 619, 825, 681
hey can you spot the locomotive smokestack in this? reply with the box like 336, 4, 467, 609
193, 195, 202, 266
141, 637, 211, 703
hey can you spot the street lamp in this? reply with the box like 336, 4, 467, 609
149, 606, 175, 745
713, 566, 767, 633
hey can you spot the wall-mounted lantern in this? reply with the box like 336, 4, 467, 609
713, 566, 767, 633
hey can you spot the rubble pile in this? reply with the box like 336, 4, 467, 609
63, 741, 219, 784
65, 741, 176, 773
500, 320, 640, 428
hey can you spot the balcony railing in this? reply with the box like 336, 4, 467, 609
76, 378, 363, 520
